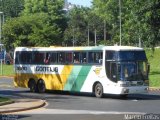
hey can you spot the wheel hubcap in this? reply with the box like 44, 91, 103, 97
96, 85, 102, 96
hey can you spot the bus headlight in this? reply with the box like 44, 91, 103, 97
144, 87, 149, 91
120, 84, 128, 87
123, 88, 129, 93
119, 82, 130, 87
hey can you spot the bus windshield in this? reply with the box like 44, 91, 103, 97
118, 61, 148, 81
118, 51, 147, 61
105, 50, 149, 82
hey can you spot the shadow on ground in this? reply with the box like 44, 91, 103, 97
1, 88, 160, 101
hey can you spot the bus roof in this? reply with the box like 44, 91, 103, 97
14, 46, 144, 51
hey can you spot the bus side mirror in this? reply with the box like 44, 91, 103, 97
99, 59, 102, 64
147, 63, 150, 74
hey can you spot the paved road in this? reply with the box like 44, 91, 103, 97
1, 77, 160, 120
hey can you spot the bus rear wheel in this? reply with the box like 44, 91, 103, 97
28, 79, 37, 93
37, 79, 46, 93
94, 83, 103, 98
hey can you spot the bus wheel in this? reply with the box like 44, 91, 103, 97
120, 94, 128, 99
28, 79, 37, 93
94, 83, 103, 98
37, 79, 46, 93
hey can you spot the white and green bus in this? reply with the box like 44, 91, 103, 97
14, 46, 149, 98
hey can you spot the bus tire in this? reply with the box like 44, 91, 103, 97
120, 94, 128, 98
94, 82, 103, 98
37, 79, 46, 93
28, 79, 37, 93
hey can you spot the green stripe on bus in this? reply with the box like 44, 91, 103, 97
71, 65, 92, 92
64, 66, 82, 90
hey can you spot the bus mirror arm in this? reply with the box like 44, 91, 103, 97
99, 59, 102, 64
147, 63, 150, 74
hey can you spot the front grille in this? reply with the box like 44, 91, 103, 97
130, 81, 143, 86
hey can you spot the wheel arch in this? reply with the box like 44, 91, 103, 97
92, 81, 103, 93
37, 78, 46, 93
37, 78, 46, 85
28, 78, 36, 88
28, 78, 37, 92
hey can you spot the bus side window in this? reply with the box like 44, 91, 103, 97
66, 52, 73, 63
33, 52, 44, 64
80, 52, 87, 63
88, 52, 94, 63
15, 51, 20, 64
44, 53, 51, 64
58, 52, 65, 63
106, 51, 117, 60
110, 63, 117, 82
26, 52, 32, 64
50, 52, 57, 64
74, 52, 80, 63
88, 52, 102, 64
19, 51, 32, 64
95, 52, 103, 63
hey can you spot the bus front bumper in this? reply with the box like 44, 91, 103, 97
120, 86, 149, 94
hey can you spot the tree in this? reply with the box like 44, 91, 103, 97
64, 7, 89, 46
22, 0, 67, 44
22, 0, 66, 31
87, 10, 105, 46
64, 7, 105, 46
2, 13, 62, 50
141, 1, 160, 50
92, 0, 160, 48
2, 0, 67, 49
0, 0, 24, 18
93, 0, 121, 45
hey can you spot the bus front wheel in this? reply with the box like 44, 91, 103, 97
94, 82, 103, 98
28, 79, 37, 92
37, 79, 46, 93
120, 94, 128, 99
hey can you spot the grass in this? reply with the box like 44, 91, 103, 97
0, 97, 10, 102
146, 48, 160, 87
0, 64, 14, 76
0, 97, 13, 106
0, 48, 160, 87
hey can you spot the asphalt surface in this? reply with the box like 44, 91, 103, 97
1, 77, 160, 120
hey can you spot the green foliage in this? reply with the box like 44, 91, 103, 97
22, 0, 66, 30
0, 64, 14, 76
92, 0, 160, 47
64, 7, 89, 46
64, 7, 105, 46
146, 48, 160, 87
2, 13, 62, 49
1, 0, 160, 49
0, 97, 10, 103
0, 0, 24, 18
2, 0, 66, 49
93, 0, 119, 44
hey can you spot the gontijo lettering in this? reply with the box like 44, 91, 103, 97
35, 66, 58, 72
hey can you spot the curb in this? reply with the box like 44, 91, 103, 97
0, 76, 14, 79
149, 87, 160, 91
149, 88, 160, 91
0, 100, 14, 106
0, 100, 46, 114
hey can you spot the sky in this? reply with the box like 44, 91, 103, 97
67, 0, 93, 7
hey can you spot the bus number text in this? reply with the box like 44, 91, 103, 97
16, 66, 27, 71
